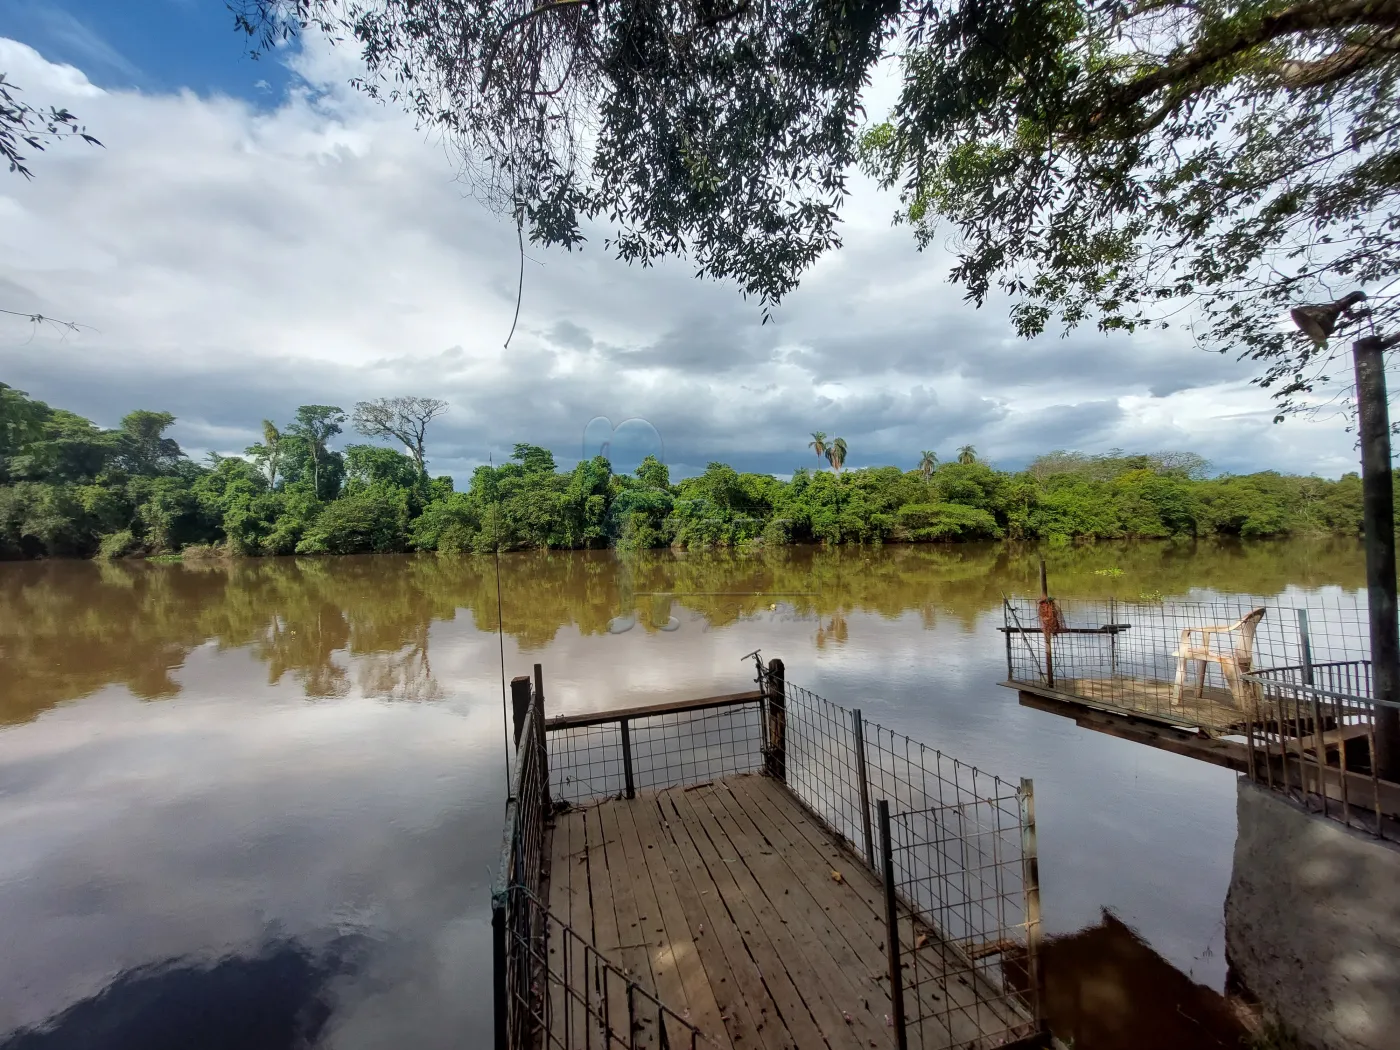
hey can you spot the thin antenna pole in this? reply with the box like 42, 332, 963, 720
493, 451, 511, 788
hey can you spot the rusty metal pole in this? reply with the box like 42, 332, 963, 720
877, 800, 908, 1050
1352, 335, 1400, 782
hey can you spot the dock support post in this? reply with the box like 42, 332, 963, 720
492, 899, 509, 1050
877, 799, 908, 1050
534, 663, 550, 810
510, 676, 531, 747
1038, 559, 1056, 688
1354, 334, 1400, 783
765, 657, 787, 782
1019, 778, 1046, 1035
853, 708, 876, 871
620, 717, 635, 799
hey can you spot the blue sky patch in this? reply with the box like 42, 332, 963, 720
0, 0, 298, 104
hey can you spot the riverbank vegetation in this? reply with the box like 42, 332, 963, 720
0, 385, 1370, 560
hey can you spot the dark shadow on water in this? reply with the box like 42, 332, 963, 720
1041, 910, 1254, 1050
1, 935, 371, 1050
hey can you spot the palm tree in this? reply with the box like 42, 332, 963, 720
957, 444, 977, 465
918, 450, 937, 480
808, 431, 828, 463
825, 437, 848, 473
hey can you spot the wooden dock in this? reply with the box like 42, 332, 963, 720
547, 773, 1033, 1050
1023, 675, 1249, 735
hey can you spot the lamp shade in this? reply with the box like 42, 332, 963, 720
1290, 291, 1369, 347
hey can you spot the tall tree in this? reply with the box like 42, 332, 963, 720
245, 420, 285, 489
918, 450, 937, 481
809, 432, 828, 464
117, 411, 183, 475
288, 405, 345, 499
236, 0, 1400, 411
352, 396, 449, 477
825, 437, 848, 473
957, 445, 977, 466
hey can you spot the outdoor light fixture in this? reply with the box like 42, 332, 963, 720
1289, 290, 1369, 347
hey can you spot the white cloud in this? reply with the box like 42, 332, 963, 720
0, 34, 1366, 481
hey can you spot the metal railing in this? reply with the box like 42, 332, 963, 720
1001, 594, 1379, 732
1243, 638, 1400, 840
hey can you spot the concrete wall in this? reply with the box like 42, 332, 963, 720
1226, 780, 1400, 1050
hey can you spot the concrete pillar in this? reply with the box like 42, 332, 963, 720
1226, 780, 1400, 1050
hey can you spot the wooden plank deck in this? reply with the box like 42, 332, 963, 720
546, 773, 1031, 1050
1011, 675, 1248, 734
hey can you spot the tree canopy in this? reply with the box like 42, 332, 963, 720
0, 383, 1377, 560
234, 0, 1400, 406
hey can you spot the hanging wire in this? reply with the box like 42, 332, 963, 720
503, 208, 525, 350
492, 451, 512, 792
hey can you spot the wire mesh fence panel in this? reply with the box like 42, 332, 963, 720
1002, 594, 1371, 731
764, 659, 1043, 1048
498, 885, 709, 1050
629, 703, 765, 793
783, 682, 869, 854
547, 702, 766, 805
547, 720, 626, 805
890, 795, 1040, 1050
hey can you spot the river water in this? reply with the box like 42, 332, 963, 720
0, 539, 1368, 1048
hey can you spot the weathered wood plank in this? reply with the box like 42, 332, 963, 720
629, 793, 734, 1047
671, 785, 842, 1049
667, 786, 834, 1050
583, 803, 634, 1047
547, 810, 576, 1047
653, 790, 790, 1050
598, 800, 661, 1049
615, 798, 693, 1048
699, 780, 892, 1047
567, 809, 594, 1049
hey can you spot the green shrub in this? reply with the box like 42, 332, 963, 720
296, 482, 410, 554
97, 529, 142, 560
896, 502, 1003, 541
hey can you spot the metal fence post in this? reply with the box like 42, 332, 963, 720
1298, 610, 1329, 817
492, 898, 509, 1050
853, 708, 876, 871
765, 657, 787, 782
621, 717, 635, 799
510, 675, 531, 748
1003, 600, 1014, 680
534, 663, 550, 811
877, 800, 908, 1050
1018, 778, 1045, 1034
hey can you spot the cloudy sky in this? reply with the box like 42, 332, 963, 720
0, 0, 1370, 483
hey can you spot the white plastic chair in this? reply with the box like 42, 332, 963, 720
1171, 608, 1266, 707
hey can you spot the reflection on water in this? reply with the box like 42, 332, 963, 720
0, 538, 1364, 1047
3, 936, 368, 1050
1040, 911, 1254, 1050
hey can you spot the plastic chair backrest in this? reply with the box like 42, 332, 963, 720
1230, 608, 1267, 662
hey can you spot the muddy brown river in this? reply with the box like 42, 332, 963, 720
0, 538, 1367, 1048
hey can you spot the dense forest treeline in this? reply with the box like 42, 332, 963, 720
0, 384, 1374, 559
